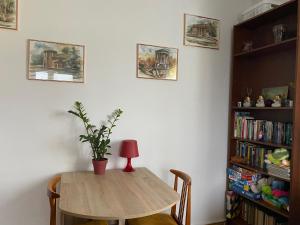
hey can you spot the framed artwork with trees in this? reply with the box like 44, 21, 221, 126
0, 0, 18, 30
27, 40, 85, 83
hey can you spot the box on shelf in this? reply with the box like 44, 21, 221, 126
239, 0, 290, 22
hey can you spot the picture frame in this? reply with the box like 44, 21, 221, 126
136, 44, 178, 81
0, 0, 18, 30
27, 39, 85, 83
262, 86, 289, 100
184, 14, 220, 49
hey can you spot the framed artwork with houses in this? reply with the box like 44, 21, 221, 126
0, 0, 18, 30
184, 14, 220, 49
27, 40, 85, 83
136, 44, 178, 81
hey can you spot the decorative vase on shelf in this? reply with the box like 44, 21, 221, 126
92, 159, 108, 175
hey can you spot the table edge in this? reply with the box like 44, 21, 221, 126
60, 200, 178, 220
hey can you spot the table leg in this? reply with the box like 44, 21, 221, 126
60, 212, 65, 225
118, 219, 126, 225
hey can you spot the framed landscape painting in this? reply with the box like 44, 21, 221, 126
137, 44, 178, 81
28, 40, 85, 83
0, 0, 18, 30
184, 14, 220, 49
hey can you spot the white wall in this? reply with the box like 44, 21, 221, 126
0, 1, 252, 225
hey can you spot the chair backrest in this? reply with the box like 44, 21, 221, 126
47, 175, 61, 225
170, 169, 191, 225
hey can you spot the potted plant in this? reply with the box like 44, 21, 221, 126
68, 101, 123, 175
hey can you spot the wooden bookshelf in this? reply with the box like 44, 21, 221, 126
227, 1, 300, 224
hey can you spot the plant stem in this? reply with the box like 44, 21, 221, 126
105, 113, 119, 141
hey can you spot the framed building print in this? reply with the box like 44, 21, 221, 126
137, 44, 178, 81
184, 14, 220, 49
27, 40, 85, 83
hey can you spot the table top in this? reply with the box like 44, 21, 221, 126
59, 167, 180, 220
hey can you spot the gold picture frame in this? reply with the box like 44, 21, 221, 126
0, 0, 18, 30
27, 39, 85, 83
136, 43, 178, 81
184, 14, 220, 49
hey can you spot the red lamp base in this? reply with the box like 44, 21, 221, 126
123, 158, 135, 172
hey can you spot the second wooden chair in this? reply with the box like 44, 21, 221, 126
126, 169, 191, 225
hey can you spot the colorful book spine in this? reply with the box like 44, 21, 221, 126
235, 141, 268, 169
233, 113, 293, 145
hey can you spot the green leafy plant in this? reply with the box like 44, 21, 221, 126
68, 101, 123, 161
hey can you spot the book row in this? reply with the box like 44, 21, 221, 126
241, 200, 287, 225
233, 112, 293, 145
235, 141, 272, 169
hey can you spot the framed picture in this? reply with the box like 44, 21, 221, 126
27, 40, 85, 83
0, 0, 18, 30
262, 86, 289, 100
136, 44, 178, 81
184, 14, 220, 49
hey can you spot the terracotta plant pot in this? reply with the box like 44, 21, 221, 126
92, 159, 108, 175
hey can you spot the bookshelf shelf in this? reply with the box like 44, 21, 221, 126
232, 106, 293, 111
234, 38, 297, 57
227, 1, 300, 224
232, 137, 292, 149
235, 192, 289, 218
230, 161, 290, 182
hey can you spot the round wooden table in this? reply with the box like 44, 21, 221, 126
59, 167, 180, 225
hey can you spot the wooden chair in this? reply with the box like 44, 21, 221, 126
47, 175, 108, 225
126, 169, 191, 225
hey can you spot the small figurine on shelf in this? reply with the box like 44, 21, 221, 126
243, 96, 251, 107
273, 24, 286, 43
256, 95, 265, 107
242, 41, 253, 52
272, 95, 282, 107
266, 148, 290, 166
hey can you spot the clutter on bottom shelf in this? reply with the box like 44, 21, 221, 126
239, 0, 290, 22
226, 191, 241, 219
225, 191, 288, 225
227, 165, 289, 211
